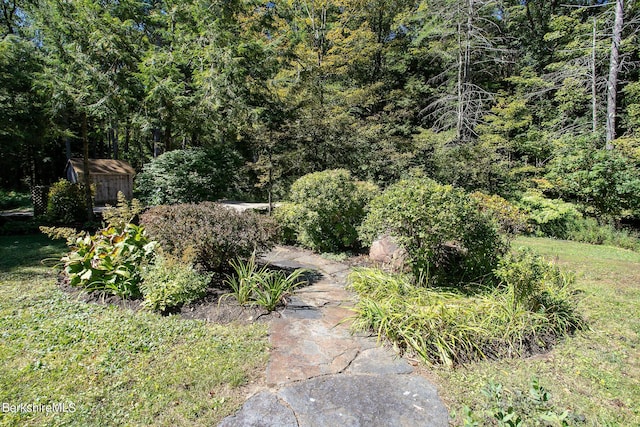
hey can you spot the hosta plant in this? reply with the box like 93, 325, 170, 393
61, 223, 156, 298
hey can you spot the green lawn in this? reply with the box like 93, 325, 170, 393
0, 235, 268, 427
434, 237, 640, 425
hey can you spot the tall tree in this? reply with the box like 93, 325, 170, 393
606, 0, 624, 147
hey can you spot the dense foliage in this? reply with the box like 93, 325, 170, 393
547, 146, 640, 220
140, 202, 277, 271
2, 0, 639, 235
276, 169, 377, 252
135, 147, 241, 205
46, 179, 88, 224
517, 192, 583, 239
360, 178, 506, 285
470, 191, 529, 236
0, 190, 31, 210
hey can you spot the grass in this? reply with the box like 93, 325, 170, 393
432, 237, 640, 425
0, 190, 31, 211
0, 234, 269, 427
223, 255, 307, 311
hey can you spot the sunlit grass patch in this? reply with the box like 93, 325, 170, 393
0, 235, 268, 426
434, 237, 640, 425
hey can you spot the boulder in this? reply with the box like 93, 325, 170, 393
369, 235, 407, 270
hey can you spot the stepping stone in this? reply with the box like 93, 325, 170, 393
221, 375, 449, 427
218, 392, 297, 427
346, 347, 414, 375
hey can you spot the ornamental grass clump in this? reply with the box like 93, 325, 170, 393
223, 254, 307, 312
348, 258, 585, 367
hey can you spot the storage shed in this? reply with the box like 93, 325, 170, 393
65, 158, 136, 205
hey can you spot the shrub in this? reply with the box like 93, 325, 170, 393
494, 248, 579, 317
223, 255, 307, 311
568, 217, 640, 251
359, 178, 506, 285
273, 202, 305, 245
140, 256, 210, 313
135, 147, 241, 206
140, 202, 276, 271
517, 191, 582, 239
60, 223, 156, 298
470, 191, 529, 235
46, 179, 88, 224
281, 169, 378, 252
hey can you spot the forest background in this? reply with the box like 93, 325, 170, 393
1, 0, 639, 225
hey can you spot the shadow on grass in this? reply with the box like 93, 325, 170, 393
0, 234, 67, 272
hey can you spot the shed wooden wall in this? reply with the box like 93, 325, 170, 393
93, 175, 133, 204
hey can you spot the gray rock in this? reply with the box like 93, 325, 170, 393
218, 391, 298, 427
346, 347, 414, 375
277, 374, 449, 427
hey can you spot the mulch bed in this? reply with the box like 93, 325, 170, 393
57, 274, 279, 325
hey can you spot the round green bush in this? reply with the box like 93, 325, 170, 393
359, 178, 506, 285
283, 169, 378, 252
273, 201, 305, 245
46, 179, 88, 224
135, 147, 241, 206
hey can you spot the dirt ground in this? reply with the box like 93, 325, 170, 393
58, 275, 279, 325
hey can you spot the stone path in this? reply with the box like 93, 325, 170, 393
219, 246, 449, 427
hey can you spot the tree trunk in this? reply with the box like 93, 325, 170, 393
456, 0, 473, 143
606, 0, 624, 148
124, 122, 130, 155
82, 112, 94, 220
592, 17, 597, 134
113, 125, 119, 160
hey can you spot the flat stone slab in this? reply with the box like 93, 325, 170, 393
266, 316, 370, 386
346, 347, 414, 375
218, 391, 297, 427
277, 374, 449, 427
